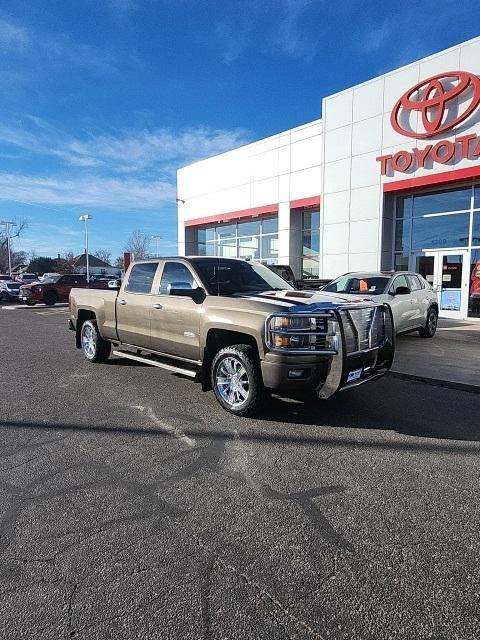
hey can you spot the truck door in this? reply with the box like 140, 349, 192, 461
116, 262, 159, 349
150, 261, 201, 361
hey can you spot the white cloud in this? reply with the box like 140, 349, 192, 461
0, 173, 176, 209
0, 117, 251, 175
0, 18, 29, 50
0, 118, 252, 209
272, 0, 318, 60
0, 16, 118, 75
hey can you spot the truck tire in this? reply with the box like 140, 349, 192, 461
43, 291, 57, 306
211, 344, 267, 416
80, 320, 111, 363
419, 307, 438, 338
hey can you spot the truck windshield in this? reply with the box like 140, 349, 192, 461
191, 259, 294, 296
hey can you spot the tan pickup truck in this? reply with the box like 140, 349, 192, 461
69, 257, 395, 416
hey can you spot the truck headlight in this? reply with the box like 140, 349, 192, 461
266, 314, 338, 352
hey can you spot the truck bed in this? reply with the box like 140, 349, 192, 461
70, 287, 119, 341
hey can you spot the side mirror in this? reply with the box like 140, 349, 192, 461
392, 286, 411, 296
168, 282, 206, 304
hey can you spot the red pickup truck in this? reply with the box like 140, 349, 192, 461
19, 274, 111, 306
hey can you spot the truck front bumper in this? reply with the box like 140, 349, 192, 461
261, 305, 395, 399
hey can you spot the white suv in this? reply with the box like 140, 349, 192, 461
322, 271, 439, 337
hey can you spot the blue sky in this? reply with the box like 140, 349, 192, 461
1, 0, 480, 261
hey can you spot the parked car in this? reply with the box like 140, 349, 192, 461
69, 257, 395, 416
321, 271, 438, 337
0, 280, 21, 302
15, 273, 39, 284
265, 264, 298, 288
0, 274, 13, 281
265, 265, 331, 291
38, 272, 60, 281
20, 273, 109, 306
298, 277, 332, 290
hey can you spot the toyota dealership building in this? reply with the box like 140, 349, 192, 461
177, 37, 480, 320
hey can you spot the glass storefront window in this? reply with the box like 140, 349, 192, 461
472, 213, 480, 247
301, 209, 320, 278
474, 186, 480, 210
262, 218, 278, 234
238, 220, 261, 236
412, 187, 471, 216
302, 229, 320, 255
411, 213, 470, 250
195, 217, 279, 261
205, 242, 215, 256
469, 249, 480, 318
303, 210, 320, 230
238, 236, 260, 260
217, 224, 236, 239
395, 218, 411, 251
396, 196, 413, 219
261, 234, 278, 259
218, 239, 237, 257
302, 257, 320, 278
394, 253, 409, 271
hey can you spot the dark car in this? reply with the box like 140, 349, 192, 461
19, 274, 109, 306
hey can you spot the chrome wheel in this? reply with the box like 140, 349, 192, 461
215, 356, 250, 408
81, 323, 96, 358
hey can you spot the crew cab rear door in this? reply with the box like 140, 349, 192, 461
115, 262, 159, 349
150, 260, 201, 361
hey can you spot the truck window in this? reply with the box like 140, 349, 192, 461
159, 262, 195, 295
125, 263, 158, 294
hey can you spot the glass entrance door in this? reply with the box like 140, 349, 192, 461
425, 250, 469, 319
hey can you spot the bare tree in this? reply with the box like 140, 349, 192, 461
114, 255, 124, 270
124, 229, 151, 260
0, 218, 28, 273
93, 249, 112, 265
56, 252, 76, 274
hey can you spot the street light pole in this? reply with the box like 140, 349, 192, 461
151, 235, 162, 258
79, 214, 93, 282
0, 221, 17, 277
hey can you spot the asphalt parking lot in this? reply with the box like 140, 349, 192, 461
1, 305, 480, 640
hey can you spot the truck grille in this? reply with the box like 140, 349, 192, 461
340, 306, 389, 354
19, 286, 31, 297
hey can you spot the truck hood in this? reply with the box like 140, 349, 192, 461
215, 289, 376, 316
239, 289, 374, 306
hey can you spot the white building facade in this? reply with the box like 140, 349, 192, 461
177, 37, 480, 320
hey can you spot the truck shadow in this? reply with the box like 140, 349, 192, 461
258, 374, 480, 443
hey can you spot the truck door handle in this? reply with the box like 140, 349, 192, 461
118, 299, 127, 305
152, 303, 163, 310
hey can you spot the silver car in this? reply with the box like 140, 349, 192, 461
322, 271, 438, 336
0, 280, 21, 302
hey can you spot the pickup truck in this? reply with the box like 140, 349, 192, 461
20, 274, 108, 306
69, 257, 395, 416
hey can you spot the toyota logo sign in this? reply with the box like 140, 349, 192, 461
391, 71, 480, 139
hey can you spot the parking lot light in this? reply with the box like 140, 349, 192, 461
151, 234, 162, 258
0, 220, 17, 277
79, 214, 93, 282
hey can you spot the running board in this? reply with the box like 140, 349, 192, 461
112, 350, 198, 378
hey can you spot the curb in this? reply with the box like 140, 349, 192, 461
389, 371, 480, 394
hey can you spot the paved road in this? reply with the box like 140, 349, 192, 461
1, 307, 480, 640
